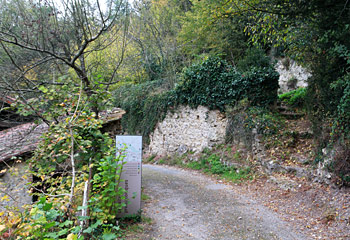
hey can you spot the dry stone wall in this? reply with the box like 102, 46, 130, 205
148, 105, 227, 156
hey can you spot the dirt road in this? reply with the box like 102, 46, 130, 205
132, 164, 306, 240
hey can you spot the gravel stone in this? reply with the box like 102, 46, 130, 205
135, 164, 307, 240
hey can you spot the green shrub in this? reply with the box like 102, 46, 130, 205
331, 73, 350, 140
113, 81, 175, 143
279, 87, 307, 107
207, 154, 227, 174
243, 66, 280, 106
236, 48, 271, 73
222, 167, 252, 182
174, 56, 239, 111
187, 152, 252, 182
187, 161, 203, 170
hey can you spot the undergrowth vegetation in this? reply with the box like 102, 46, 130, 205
187, 152, 252, 182
226, 101, 285, 146
114, 81, 172, 143
278, 87, 307, 108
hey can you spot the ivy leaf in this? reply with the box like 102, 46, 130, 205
102, 233, 117, 240
38, 86, 48, 93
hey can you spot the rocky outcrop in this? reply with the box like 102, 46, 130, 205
148, 105, 227, 156
276, 58, 311, 93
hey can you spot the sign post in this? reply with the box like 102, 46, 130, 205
116, 136, 142, 217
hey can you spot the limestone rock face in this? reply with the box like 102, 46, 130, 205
276, 58, 311, 93
148, 105, 227, 156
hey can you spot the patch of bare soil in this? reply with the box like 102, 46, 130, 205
229, 173, 350, 240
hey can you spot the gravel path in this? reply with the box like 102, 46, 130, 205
131, 164, 307, 240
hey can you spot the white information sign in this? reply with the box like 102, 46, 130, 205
116, 136, 142, 217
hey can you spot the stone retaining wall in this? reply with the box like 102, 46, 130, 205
147, 105, 227, 156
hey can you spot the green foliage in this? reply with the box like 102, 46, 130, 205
331, 146, 350, 186
242, 66, 280, 106
279, 87, 307, 108
158, 159, 165, 165
222, 167, 252, 182
187, 161, 203, 170
242, 0, 350, 149
124, 0, 188, 84
244, 107, 283, 136
331, 73, 350, 140
236, 48, 272, 73
178, 0, 248, 62
226, 103, 284, 147
174, 56, 239, 111
206, 154, 228, 174
337, 80, 350, 136
187, 152, 252, 182
90, 152, 126, 223
175, 56, 279, 111
118, 210, 142, 227
144, 155, 157, 163
7, 80, 126, 239
19, 197, 80, 240
114, 80, 174, 143
36, 198, 119, 240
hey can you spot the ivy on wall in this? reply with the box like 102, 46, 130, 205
175, 56, 279, 111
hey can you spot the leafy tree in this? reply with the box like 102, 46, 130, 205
222, 0, 350, 182
124, 0, 191, 85
0, 0, 129, 116
0, 0, 131, 237
178, 0, 249, 64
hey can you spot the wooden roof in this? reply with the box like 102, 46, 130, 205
0, 122, 47, 162
0, 108, 125, 163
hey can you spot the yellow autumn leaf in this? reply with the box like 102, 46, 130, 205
30, 207, 39, 216
67, 233, 77, 240
10, 217, 21, 225
0, 224, 6, 232
1, 195, 10, 202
